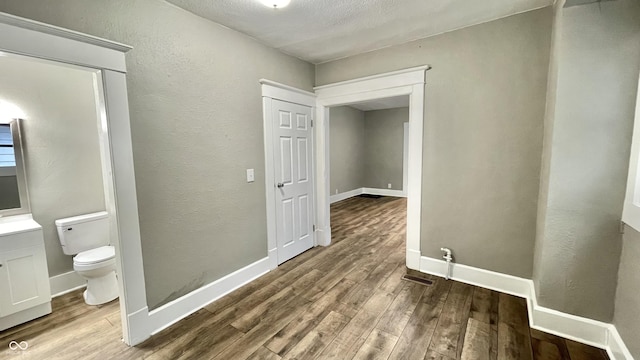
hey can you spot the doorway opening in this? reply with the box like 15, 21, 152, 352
260, 80, 317, 270
328, 97, 409, 202
0, 14, 146, 346
314, 66, 429, 271
327, 98, 410, 250
0, 49, 125, 347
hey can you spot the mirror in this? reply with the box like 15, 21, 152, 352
0, 119, 30, 216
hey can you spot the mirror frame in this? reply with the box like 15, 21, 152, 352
0, 118, 30, 217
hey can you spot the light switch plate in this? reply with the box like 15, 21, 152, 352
246, 169, 255, 182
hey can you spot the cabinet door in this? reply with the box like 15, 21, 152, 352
0, 245, 51, 317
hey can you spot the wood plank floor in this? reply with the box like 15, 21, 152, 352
1, 196, 609, 360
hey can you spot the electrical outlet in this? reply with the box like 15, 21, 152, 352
246, 169, 255, 182
387, 183, 392, 189
335, 189, 338, 194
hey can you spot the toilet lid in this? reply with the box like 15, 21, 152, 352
74, 246, 115, 265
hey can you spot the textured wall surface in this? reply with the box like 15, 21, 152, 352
318, 9, 552, 278
532, 0, 564, 314
0, 55, 105, 276
533, 0, 640, 322
363, 108, 408, 191
330, 106, 408, 195
329, 106, 366, 195
0, 0, 315, 309
614, 225, 640, 359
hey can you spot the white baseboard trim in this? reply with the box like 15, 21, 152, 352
330, 188, 363, 203
406, 249, 421, 270
529, 292, 609, 349
316, 225, 331, 246
419, 256, 530, 298
268, 248, 278, 270
362, 187, 406, 198
419, 256, 632, 360
126, 306, 151, 346
147, 256, 271, 337
330, 187, 406, 204
49, 270, 86, 298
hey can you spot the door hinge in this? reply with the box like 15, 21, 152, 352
311, 120, 314, 127
313, 225, 316, 232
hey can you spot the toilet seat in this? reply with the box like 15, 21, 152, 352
74, 245, 115, 265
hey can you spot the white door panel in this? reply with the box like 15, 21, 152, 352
273, 99, 314, 264
297, 138, 309, 182
280, 136, 293, 184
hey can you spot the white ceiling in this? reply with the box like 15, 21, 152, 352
166, 0, 553, 64
347, 95, 409, 111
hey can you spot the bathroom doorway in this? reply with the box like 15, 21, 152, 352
0, 14, 145, 347
0, 50, 125, 345
0, 53, 112, 293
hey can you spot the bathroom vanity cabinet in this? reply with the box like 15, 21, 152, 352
0, 218, 52, 331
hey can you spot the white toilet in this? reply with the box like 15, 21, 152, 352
55, 211, 118, 305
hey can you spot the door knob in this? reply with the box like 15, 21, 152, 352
277, 182, 284, 188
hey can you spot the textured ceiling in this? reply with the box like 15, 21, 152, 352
166, 0, 553, 64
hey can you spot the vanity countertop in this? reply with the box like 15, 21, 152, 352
0, 217, 42, 237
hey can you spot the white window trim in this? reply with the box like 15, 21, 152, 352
622, 74, 640, 231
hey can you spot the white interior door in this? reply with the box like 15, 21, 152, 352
273, 99, 314, 264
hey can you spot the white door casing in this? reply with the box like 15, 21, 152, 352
261, 80, 317, 270
403, 122, 409, 197
314, 66, 429, 268
0, 13, 148, 345
273, 100, 314, 264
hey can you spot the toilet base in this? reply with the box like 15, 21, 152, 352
83, 271, 118, 305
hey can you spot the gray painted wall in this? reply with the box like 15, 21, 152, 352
317, 9, 552, 278
329, 106, 366, 195
329, 106, 408, 196
0, 55, 105, 277
614, 225, 640, 359
533, 0, 640, 322
0, 175, 20, 210
0, 0, 315, 309
363, 108, 407, 191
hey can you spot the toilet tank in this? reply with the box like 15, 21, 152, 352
55, 211, 109, 255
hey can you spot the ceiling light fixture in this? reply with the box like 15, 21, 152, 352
259, 0, 290, 9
